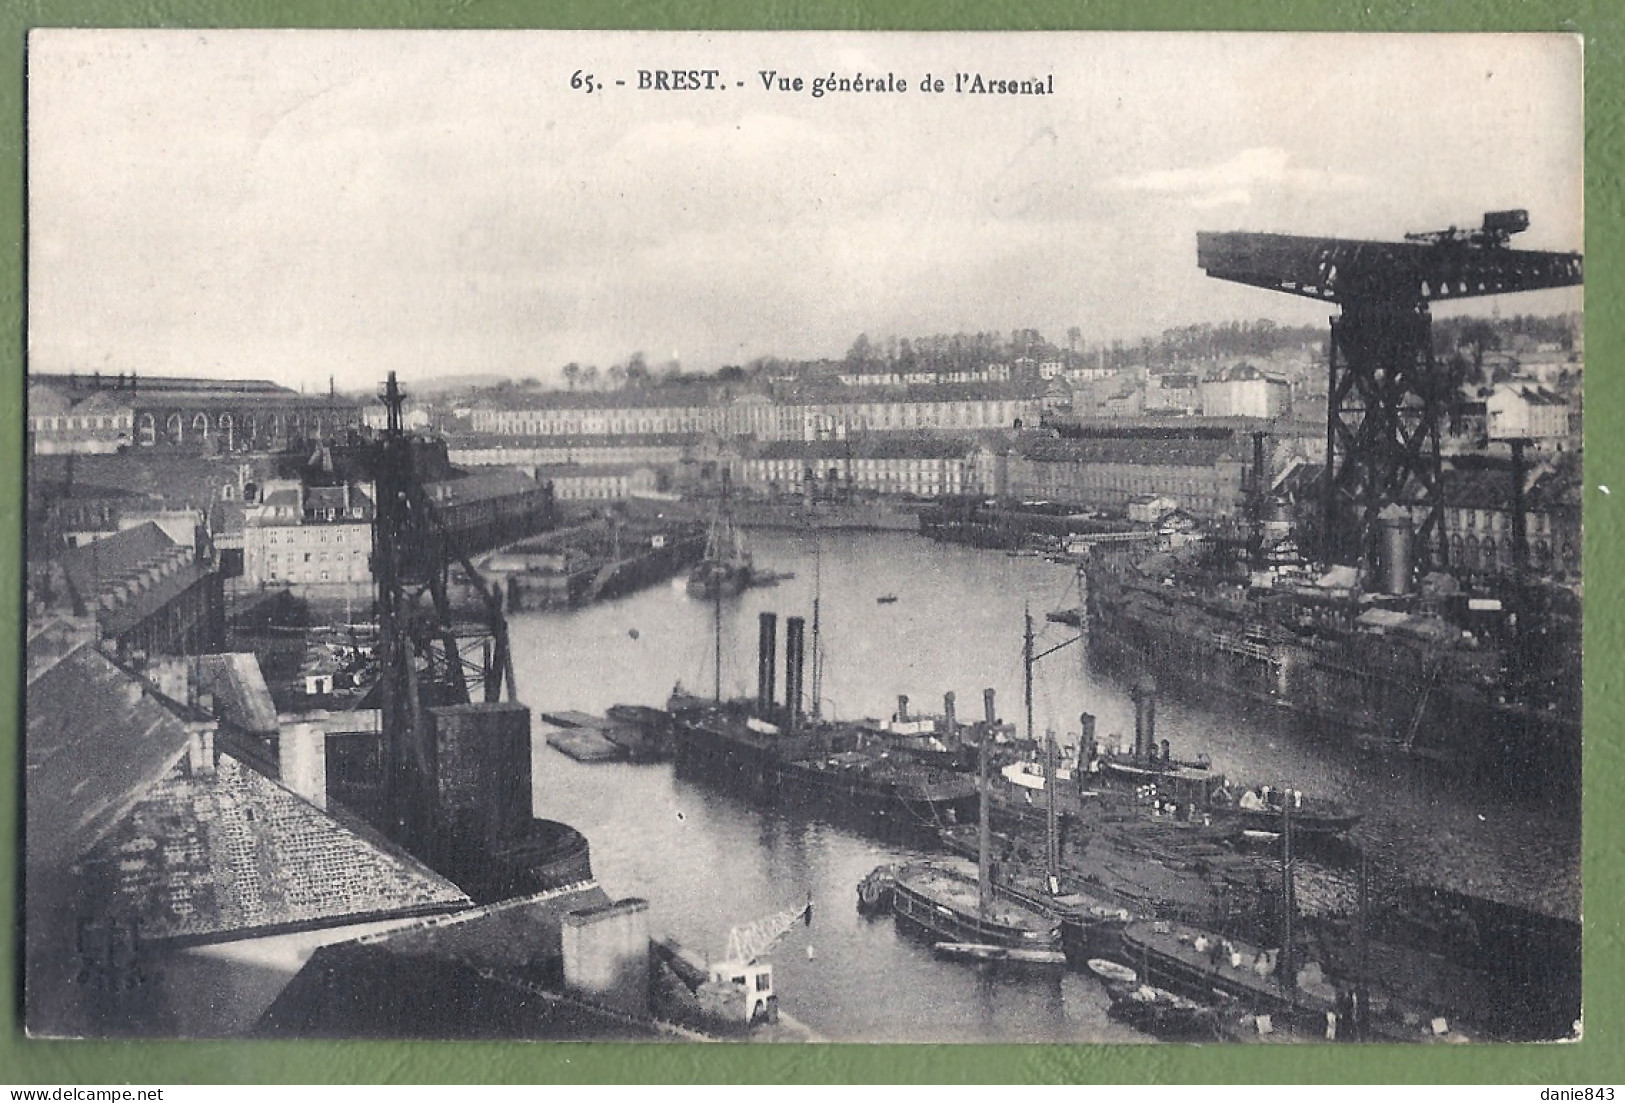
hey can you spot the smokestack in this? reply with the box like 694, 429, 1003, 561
1079, 712, 1098, 796
943, 692, 957, 740
786, 616, 806, 722
897, 695, 909, 722
757, 612, 778, 711
1133, 676, 1157, 759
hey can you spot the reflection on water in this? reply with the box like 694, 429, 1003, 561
510, 530, 1577, 1041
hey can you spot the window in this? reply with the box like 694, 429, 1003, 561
304, 553, 312, 563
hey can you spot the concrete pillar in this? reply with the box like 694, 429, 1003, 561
562, 898, 650, 1018
277, 711, 330, 809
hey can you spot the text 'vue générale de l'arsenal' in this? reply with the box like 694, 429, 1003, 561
599, 69, 1056, 97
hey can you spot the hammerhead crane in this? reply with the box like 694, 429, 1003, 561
1197, 211, 1581, 571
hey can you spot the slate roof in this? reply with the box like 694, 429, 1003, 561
57, 522, 212, 638
25, 644, 194, 871
425, 468, 545, 506
79, 755, 471, 945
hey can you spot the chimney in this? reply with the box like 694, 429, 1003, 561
1132, 676, 1157, 759
943, 691, 957, 741
896, 695, 909, 722
785, 616, 806, 723
757, 612, 778, 712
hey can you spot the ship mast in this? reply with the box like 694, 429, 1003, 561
809, 522, 823, 720
713, 572, 722, 703
978, 688, 996, 920
1025, 607, 1087, 891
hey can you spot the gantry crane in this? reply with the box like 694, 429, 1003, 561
1197, 210, 1581, 570
372, 370, 518, 854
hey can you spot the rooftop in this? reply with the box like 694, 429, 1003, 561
425, 467, 546, 507
58, 522, 213, 638
81, 754, 472, 945
25, 643, 194, 871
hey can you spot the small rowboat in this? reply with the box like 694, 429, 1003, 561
932, 942, 1068, 967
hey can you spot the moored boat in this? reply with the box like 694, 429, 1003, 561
1217, 786, 1362, 839
890, 861, 1061, 950
1087, 958, 1224, 1041
932, 942, 1067, 967
602, 703, 675, 762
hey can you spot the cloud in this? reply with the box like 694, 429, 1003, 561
1108, 147, 1367, 208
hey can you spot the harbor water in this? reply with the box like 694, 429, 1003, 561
510, 530, 1578, 1042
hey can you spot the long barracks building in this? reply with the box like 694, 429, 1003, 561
30, 373, 363, 452
468, 381, 1045, 443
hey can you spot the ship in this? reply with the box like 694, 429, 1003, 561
687, 484, 758, 599
1078, 551, 1580, 784
889, 860, 1061, 950
670, 699, 979, 836
488, 518, 707, 610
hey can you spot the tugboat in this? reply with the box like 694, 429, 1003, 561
886, 687, 1063, 957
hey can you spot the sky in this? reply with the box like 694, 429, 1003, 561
27, 31, 1584, 392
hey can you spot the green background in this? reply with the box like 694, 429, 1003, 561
3, 0, 1621, 1086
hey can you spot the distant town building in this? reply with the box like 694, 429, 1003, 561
1003, 433, 1247, 517
540, 463, 662, 501
468, 381, 1044, 445
733, 436, 982, 499
1439, 462, 1580, 581
27, 384, 134, 454
29, 373, 363, 452
1486, 383, 1573, 448
445, 432, 691, 471
1200, 363, 1291, 419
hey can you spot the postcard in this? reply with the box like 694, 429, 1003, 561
21, 29, 1583, 1045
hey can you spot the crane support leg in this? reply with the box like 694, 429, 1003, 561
1324, 301, 1448, 569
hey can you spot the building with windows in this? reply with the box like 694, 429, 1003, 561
30, 373, 363, 452
241, 483, 376, 590
1003, 434, 1247, 517
1438, 462, 1580, 582
1200, 363, 1292, 419
27, 384, 134, 454
1486, 383, 1574, 449
540, 464, 662, 501
733, 436, 982, 499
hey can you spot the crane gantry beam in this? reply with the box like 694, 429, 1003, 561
1197, 213, 1582, 570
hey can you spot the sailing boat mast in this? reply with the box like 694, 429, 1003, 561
978, 688, 996, 920
1280, 785, 1295, 983
809, 522, 823, 720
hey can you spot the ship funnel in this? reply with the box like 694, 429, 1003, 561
943, 692, 957, 740
1132, 676, 1157, 759
1079, 712, 1098, 794
786, 616, 806, 722
897, 695, 909, 722
1378, 508, 1413, 595
757, 612, 778, 711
